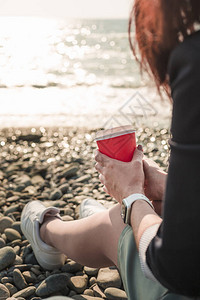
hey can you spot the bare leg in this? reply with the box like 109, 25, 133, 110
40, 204, 126, 268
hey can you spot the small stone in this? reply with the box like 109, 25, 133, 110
23, 270, 37, 283
6, 196, 20, 203
0, 191, 6, 198
97, 267, 121, 289
30, 267, 41, 276
62, 215, 74, 221
23, 185, 37, 194
1, 276, 13, 283
63, 193, 74, 201
13, 245, 20, 255
68, 290, 77, 297
0, 217, 14, 233
36, 273, 69, 297
63, 207, 74, 216
5, 228, 21, 241
0, 283, 10, 298
0, 246, 16, 271
0, 237, 6, 248
76, 174, 91, 183
83, 289, 94, 296
59, 183, 69, 194
24, 252, 38, 265
12, 221, 23, 235
13, 286, 36, 298
92, 284, 106, 298
1, 233, 7, 242
14, 174, 32, 188
17, 133, 42, 142
73, 296, 102, 300
61, 260, 83, 273
13, 268, 28, 289
68, 275, 88, 294
84, 266, 99, 276
59, 164, 79, 179
4, 283, 18, 296
6, 164, 20, 174
49, 189, 62, 200
104, 287, 128, 300
89, 277, 97, 286
9, 264, 32, 272
31, 175, 45, 185
13, 255, 23, 265
4, 205, 20, 216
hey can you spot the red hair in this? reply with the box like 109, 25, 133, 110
129, 0, 200, 93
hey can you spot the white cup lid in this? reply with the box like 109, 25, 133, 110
95, 125, 135, 141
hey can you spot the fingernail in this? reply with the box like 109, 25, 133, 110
137, 144, 143, 151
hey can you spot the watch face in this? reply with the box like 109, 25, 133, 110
121, 202, 126, 222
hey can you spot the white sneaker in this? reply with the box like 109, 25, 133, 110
21, 200, 65, 270
79, 198, 107, 219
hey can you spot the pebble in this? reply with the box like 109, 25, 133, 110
89, 277, 97, 286
92, 283, 106, 298
13, 268, 28, 289
0, 217, 14, 233
31, 175, 45, 185
4, 282, 18, 296
59, 183, 69, 194
31, 266, 42, 276
0, 238, 6, 248
12, 221, 23, 235
22, 270, 37, 283
83, 289, 94, 296
61, 260, 83, 273
4, 205, 20, 216
13, 255, 23, 265
97, 267, 122, 289
73, 296, 102, 300
76, 175, 91, 183
59, 164, 79, 179
104, 287, 128, 300
0, 246, 16, 271
49, 189, 63, 200
4, 228, 21, 242
24, 252, 38, 265
0, 283, 10, 298
62, 215, 74, 221
36, 273, 69, 297
84, 266, 99, 276
12, 286, 36, 298
1, 276, 13, 283
68, 275, 88, 294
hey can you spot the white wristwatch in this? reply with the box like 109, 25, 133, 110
121, 193, 154, 225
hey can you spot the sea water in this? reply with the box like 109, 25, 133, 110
0, 17, 171, 128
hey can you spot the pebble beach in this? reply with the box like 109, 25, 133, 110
0, 126, 170, 300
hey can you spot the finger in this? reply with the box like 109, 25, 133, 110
95, 162, 103, 174
95, 150, 111, 165
132, 146, 144, 162
99, 174, 105, 185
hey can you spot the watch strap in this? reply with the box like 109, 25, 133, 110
123, 193, 154, 210
122, 193, 154, 225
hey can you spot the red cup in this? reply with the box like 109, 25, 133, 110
95, 125, 136, 162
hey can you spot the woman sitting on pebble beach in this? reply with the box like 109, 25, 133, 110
21, 0, 200, 299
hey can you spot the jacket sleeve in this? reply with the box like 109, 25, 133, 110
146, 32, 200, 297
